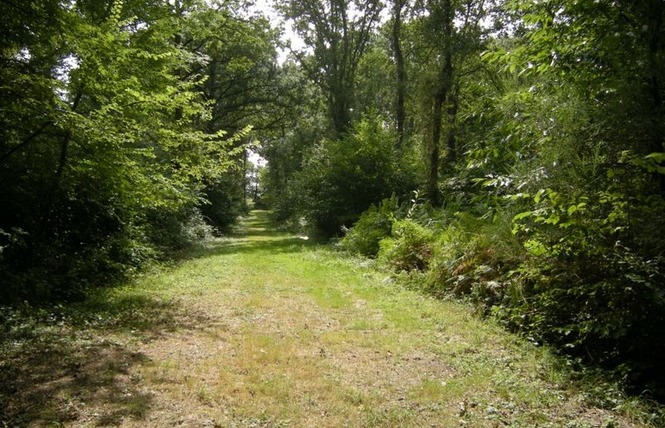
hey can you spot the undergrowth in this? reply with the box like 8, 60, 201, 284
341, 195, 665, 423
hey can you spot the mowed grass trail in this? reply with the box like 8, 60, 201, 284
0, 211, 654, 427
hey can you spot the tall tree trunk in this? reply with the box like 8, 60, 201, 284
427, 90, 444, 206
426, 0, 453, 206
330, 82, 351, 138
38, 88, 84, 236
445, 85, 459, 164
392, 0, 407, 149
243, 148, 248, 201
645, 0, 665, 193
284, 0, 381, 139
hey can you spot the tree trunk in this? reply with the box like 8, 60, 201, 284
330, 86, 351, 138
426, 0, 454, 206
36, 86, 85, 240
645, 0, 665, 193
445, 85, 459, 164
427, 90, 444, 206
392, 0, 406, 149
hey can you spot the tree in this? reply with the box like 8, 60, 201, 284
508, 0, 665, 190
406, 0, 493, 205
392, 0, 408, 148
176, 1, 286, 231
277, 0, 383, 137
354, 43, 395, 119
259, 62, 329, 225
0, 0, 241, 302
486, 0, 665, 394
424, 0, 455, 206
290, 115, 416, 237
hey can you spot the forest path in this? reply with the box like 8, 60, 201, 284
2, 211, 646, 427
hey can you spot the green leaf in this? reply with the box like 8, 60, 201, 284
513, 211, 533, 221
545, 214, 560, 225
534, 189, 546, 203
645, 152, 665, 163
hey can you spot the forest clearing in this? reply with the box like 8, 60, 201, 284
0, 211, 658, 427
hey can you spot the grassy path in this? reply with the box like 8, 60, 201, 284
0, 211, 654, 427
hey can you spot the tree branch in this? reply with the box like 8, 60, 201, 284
0, 121, 54, 167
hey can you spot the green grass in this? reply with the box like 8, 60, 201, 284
0, 210, 662, 427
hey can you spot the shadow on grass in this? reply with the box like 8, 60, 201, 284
0, 210, 314, 427
0, 291, 207, 427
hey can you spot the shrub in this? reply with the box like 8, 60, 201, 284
291, 115, 417, 239
424, 223, 471, 295
378, 219, 435, 272
200, 172, 247, 234
340, 195, 401, 257
424, 210, 523, 310
0, 186, 153, 303
501, 178, 665, 397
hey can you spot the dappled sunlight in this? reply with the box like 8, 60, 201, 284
0, 211, 313, 426
201, 236, 314, 257
0, 292, 216, 425
2, 0, 663, 424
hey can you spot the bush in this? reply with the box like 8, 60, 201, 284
0, 185, 152, 303
424, 210, 522, 308
500, 178, 665, 398
340, 195, 401, 257
290, 115, 417, 239
378, 219, 435, 272
200, 172, 247, 234
424, 223, 471, 294
145, 206, 217, 255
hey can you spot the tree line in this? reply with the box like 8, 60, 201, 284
260, 0, 665, 401
0, 0, 289, 302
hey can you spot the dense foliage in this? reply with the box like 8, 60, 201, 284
282, 116, 416, 238
0, 0, 280, 302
